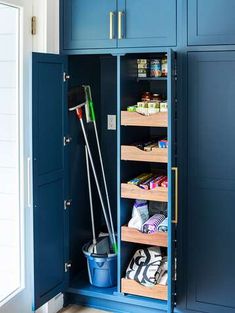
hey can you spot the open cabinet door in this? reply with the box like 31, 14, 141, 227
167, 49, 177, 313
32, 53, 69, 309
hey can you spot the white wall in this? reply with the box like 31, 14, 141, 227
33, 0, 59, 53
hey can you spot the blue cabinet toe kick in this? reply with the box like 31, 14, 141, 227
65, 290, 167, 313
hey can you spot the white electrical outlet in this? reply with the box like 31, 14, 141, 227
107, 115, 116, 130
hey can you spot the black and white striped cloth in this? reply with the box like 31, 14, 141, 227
126, 247, 162, 286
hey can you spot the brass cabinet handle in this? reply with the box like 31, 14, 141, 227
109, 11, 115, 39
118, 11, 124, 39
172, 167, 178, 224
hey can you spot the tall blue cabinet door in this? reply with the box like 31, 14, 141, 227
117, 0, 176, 48
33, 53, 69, 309
188, 0, 235, 45
62, 0, 117, 50
167, 50, 177, 313
187, 51, 235, 313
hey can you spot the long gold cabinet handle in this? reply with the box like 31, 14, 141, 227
172, 167, 178, 224
109, 11, 115, 39
118, 11, 124, 39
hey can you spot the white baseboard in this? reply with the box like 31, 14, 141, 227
36, 293, 64, 313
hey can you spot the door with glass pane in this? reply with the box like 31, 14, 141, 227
0, 1, 32, 313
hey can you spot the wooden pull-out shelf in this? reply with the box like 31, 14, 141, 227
121, 111, 168, 127
121, 278, 167, 300
121, 226, 168, 247
121, 145, 168, 163
121, 183, 168, 202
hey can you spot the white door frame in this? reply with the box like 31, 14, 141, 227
0, 1, 34, 312
32, 0, 59, 54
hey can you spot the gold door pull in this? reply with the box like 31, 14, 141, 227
109, 11, 115, 40
172, 167, 178, 224
118, 11, 124, 40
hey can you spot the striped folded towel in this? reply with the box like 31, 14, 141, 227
126, 247, 162, 286
142, 214, 166, 234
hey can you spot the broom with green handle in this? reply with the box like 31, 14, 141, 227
68, 91, 114, 251
83, 85, 117, 254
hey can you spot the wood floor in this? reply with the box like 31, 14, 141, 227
61, 305, 110, 313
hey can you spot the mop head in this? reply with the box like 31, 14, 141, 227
68, 86, 86, 111
87, 236, 111, 255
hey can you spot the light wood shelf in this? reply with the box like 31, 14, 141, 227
121, 226, 168, 247
121, 111, 168, 127
121, 278, 167, 300
137, 77, 167, 82
121, 145, 168, 163
121, 183, 168, 202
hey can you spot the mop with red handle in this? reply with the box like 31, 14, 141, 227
68, 89, 116, 253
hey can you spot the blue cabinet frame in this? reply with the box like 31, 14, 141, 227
33, 50, 177, 313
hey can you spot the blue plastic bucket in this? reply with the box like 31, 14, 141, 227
83, 242, 117, 288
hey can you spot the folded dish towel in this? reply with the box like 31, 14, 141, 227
128, 200, 149, 231
157, 217, 168, 232
126, 247, 162, 286
142, 214, 165, 234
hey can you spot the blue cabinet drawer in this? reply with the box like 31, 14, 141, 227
188, 0, 235, 45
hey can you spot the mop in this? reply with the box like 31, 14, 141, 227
83, 85, 117, 254
68, 87, 116, 253
85, 145, 110, 255
85, 145, 97, 254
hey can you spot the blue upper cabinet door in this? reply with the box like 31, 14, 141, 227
33, 53, 69, 309
187, 51, 235, 313
62, 0, 117, 50
117, 0, 176, 48
188, 0, 235, 45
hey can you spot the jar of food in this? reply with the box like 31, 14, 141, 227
160, 100, 168, 112
137, 59, 149, 78
150, 59, 161, 77
141, 92, 152, 102
161, 57, 168, 77
152, 93, 162, 101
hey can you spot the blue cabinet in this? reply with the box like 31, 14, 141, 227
33, 51, 177, 313
118, 0, 176, 48
33, 53, 69, 309
188, 0, 235, 45
61, 0, 177, 51
62, 0, 117, 50
187, 51, 235, 313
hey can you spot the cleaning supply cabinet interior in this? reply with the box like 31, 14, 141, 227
33, 50, 177, 313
